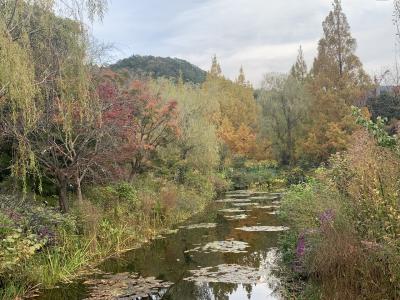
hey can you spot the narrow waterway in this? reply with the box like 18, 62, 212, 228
38, 190, 287, 300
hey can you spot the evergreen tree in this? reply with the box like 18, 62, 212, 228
210, 54, 222, 76
290, 46, 307, 82
236, 65, 246, 85
312, 0, 371, 104
298, 0, 371, 164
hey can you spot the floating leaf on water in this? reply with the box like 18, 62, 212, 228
250, 191, 271, 196
235, 226, 289, 232
224, 214, 248, 220
185, 240, 250, 253
84, 272, 172, 299
164, 229, 179, 235
225, 190, 249, 195
249, 196, 279, 201
255, 205, 280, 209
179, 223, 217, 229
218, 208, 245, 213
184, 264, 262, 284
215, 198, 251, 203
232, 203, 258, 207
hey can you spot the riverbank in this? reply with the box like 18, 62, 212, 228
277, 130, 400, 299
0, 173, 230, 299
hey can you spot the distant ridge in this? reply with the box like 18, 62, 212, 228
111, 54, 207, 84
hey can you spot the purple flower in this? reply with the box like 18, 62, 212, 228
319, 209, 335, 224
5, 209, 22, 223
296, 233, 306, 258
292, 232, 307, 274
37, 227, 56, 245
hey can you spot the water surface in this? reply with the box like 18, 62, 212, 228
38, 190, 285, 300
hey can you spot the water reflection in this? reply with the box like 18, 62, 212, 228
38, 191, 285, 300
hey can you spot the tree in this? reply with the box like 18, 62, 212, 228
151, 78, 220, 174
101, 76, 179, 180
0, 0, 107, 210
202, 63, 261, 160
298, 0, 371, 164
236, 66, 247, 86
290, 46, 308, 82
209, 55, 222, 77
311, 0, 371, 104
259, 74, 310, 165
30, 95, 110, 211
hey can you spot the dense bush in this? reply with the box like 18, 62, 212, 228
279, 129, 400, 299
227, 158, 278, 190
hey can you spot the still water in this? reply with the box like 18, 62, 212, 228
39, 190, 286, 300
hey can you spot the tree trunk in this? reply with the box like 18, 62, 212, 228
58, 177, 69, 213
76, 174, 83, 203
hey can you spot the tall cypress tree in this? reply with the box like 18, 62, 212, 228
210, 54, 222, 76
236, 66, 246, 85
290, 46, 308, 82
312, 0, 371, 104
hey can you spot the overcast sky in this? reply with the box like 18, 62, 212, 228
92, 0, 396, 86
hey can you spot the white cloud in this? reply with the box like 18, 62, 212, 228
93, 0, 396, 86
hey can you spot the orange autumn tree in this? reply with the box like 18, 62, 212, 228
202, 57, 262, 160
298, 0, 372, 165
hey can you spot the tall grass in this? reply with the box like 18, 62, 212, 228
279, 130, 400, 299
0, 174, 226, 299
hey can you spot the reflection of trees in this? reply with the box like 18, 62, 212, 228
210, 282, 238, 300
244, 283, 253, 299
164, 281, 212, 300
98, 196, 283, 299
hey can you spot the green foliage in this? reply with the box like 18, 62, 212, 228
0, 196, 77, 279
279, 129, 400, 298
367, 92, 400, 121
115, 182, 138, 206
284, 167, 307, 185
227, 158, 278, 190
352, 106, 397, 148
258, 74, 310, 165
111, 55, 207, 84
278, 231, 299, 265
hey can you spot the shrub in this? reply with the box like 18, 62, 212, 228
279, 129, 400, 299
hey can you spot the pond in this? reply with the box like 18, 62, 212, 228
38, 190, 286, 300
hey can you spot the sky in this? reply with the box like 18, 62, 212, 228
91, 0, 396, 86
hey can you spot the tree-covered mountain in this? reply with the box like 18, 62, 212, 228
111, 55, 207, 84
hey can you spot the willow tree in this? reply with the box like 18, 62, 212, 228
0, 0, 107, 211
259, 74, 310, 165
150, 78, 220, 183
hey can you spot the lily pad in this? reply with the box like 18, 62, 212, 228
225, 190, 249, 195
250, 196, 279, 201
255, 205, 280, 209
164, 229, 179, 234
215, 198, 251, 203
232, 202, 258, 207
218, 208, 245, 213
184, 264, 262, 284
179, 223, 217, 229
185, 240, 250, 253
84, 272, 172, 299
235, 226, 289, 232
224, 214, 248, 220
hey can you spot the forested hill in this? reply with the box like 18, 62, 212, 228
111, 55, 207, 84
